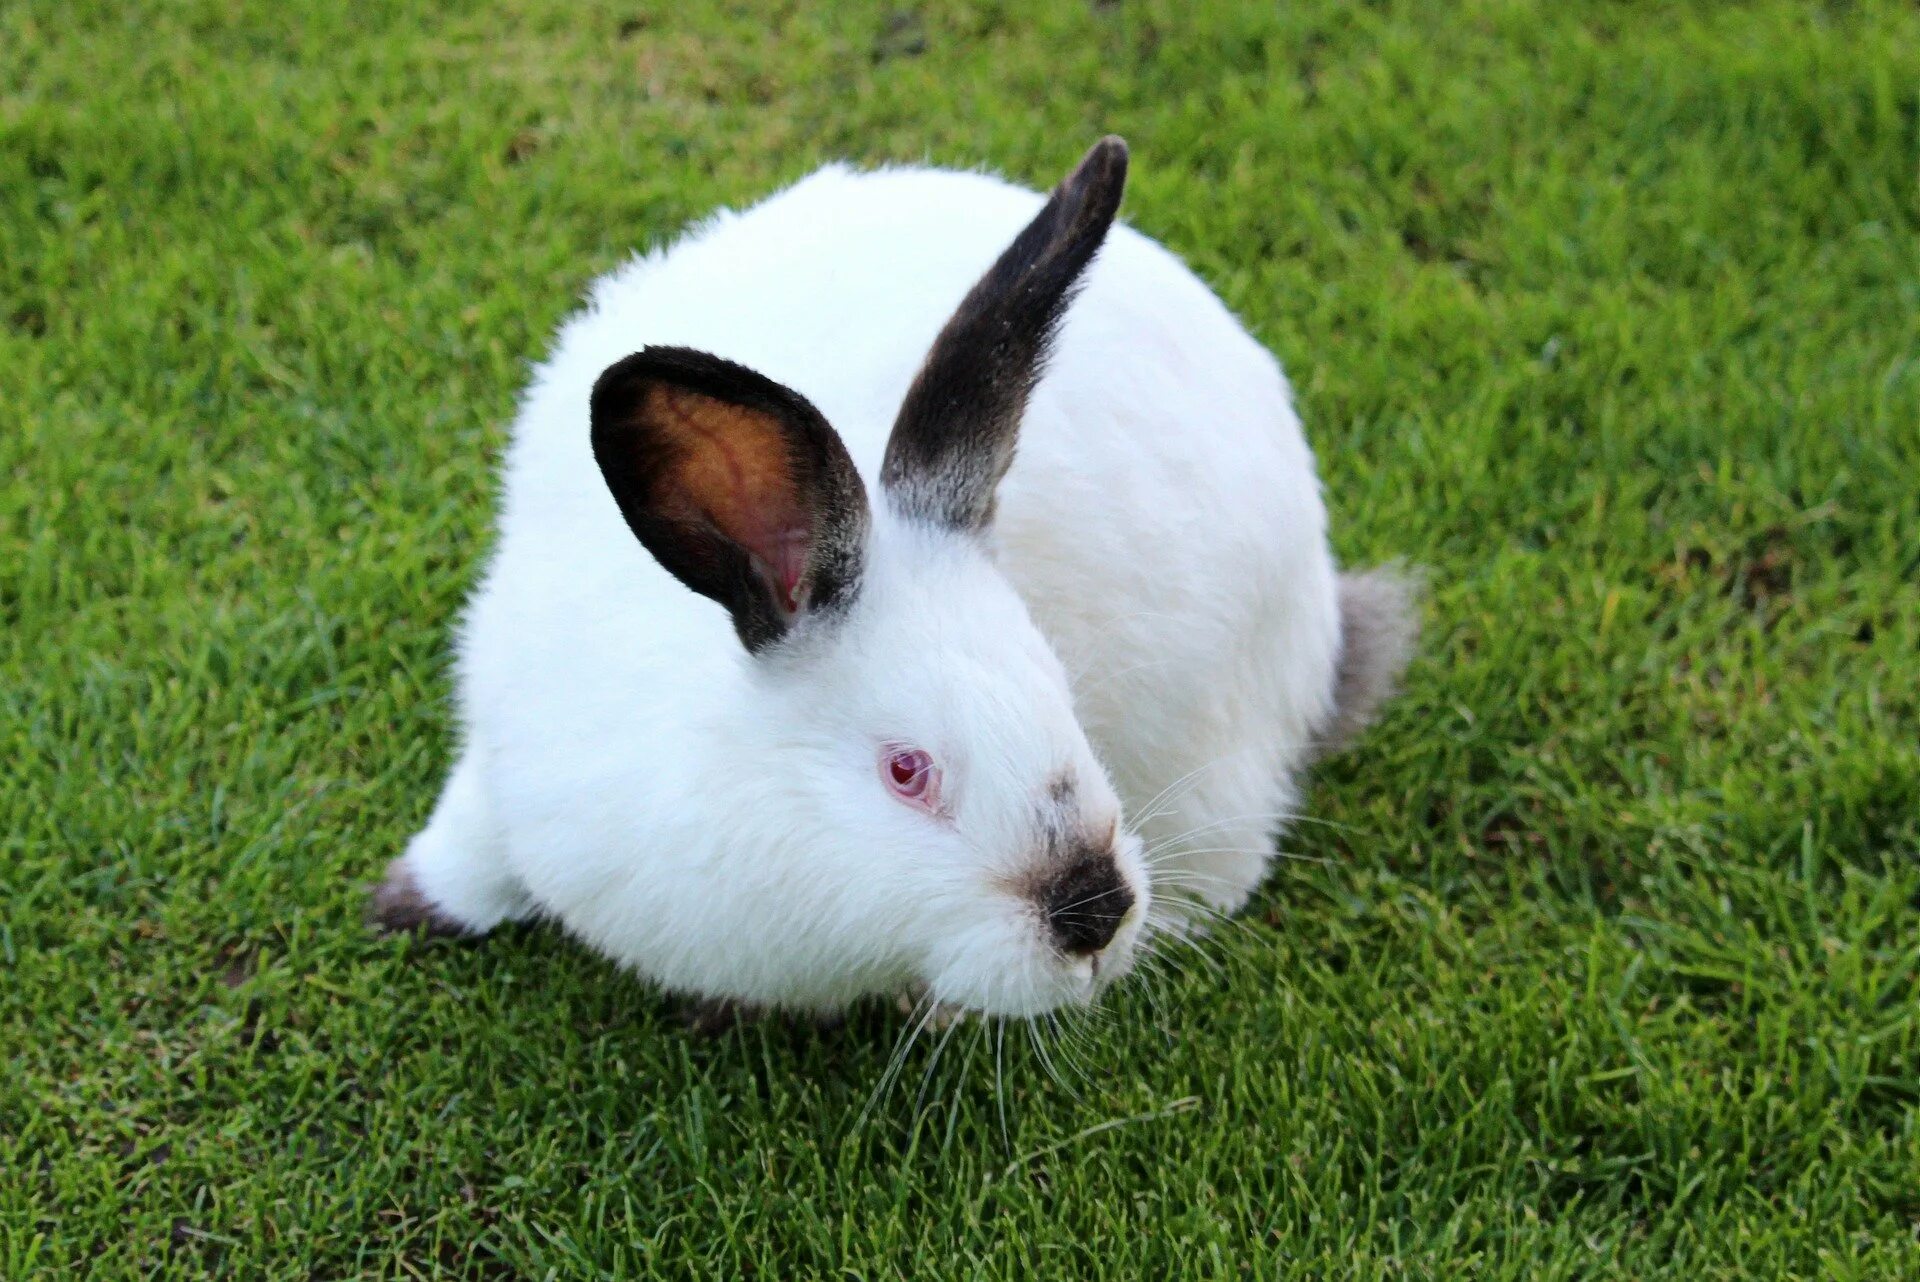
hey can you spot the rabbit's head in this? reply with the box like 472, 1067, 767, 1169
588, 139, 1147, 1016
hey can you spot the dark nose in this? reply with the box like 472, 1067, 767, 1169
1041, 855, 1135, 956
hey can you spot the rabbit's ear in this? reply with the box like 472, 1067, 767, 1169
881, 136, 1128, 534
591, 346, 870, 653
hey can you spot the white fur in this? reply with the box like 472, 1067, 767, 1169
396, 161, 1342, 1017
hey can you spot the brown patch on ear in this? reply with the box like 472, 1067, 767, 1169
591, 346, 871, 652
367, 859, 476, 939
639, 384, 813, 611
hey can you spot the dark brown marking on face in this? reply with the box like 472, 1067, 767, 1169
1038, 848, 1133, 956
1005, 774, 1134, 956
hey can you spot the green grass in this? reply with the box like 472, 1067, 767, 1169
5, 0, 1919, 1275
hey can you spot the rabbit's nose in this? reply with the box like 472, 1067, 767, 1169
1040, 854, 1135, 956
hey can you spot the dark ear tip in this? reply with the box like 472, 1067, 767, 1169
1060, 136, 1129, 220
1078, 135, 1129, 181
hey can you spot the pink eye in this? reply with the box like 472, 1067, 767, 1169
881, 746, 941, 813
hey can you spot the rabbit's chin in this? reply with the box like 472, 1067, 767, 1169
917, 899, 1149, 1020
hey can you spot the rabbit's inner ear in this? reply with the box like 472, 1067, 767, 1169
590, 346, 870, 653
880, 136, 1128, 535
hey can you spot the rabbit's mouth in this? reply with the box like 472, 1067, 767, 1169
923, 940, 1139, 1019
918, 827, 1151, 1019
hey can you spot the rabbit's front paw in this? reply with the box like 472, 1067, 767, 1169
366, 858, 480, 940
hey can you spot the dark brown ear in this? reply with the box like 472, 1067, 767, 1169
590, 346, 870, 653
880, 136, 1129, 533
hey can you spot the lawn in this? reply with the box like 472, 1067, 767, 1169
4, 0, 1919, 1276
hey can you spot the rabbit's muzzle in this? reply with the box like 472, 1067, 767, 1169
1038, 852, 1135, 957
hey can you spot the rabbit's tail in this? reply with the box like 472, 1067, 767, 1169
1314, 567, 1420, 758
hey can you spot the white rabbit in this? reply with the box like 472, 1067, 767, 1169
374, 138, 1414, 1019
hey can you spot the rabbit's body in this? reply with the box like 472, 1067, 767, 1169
387, 144, 1410, 1016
